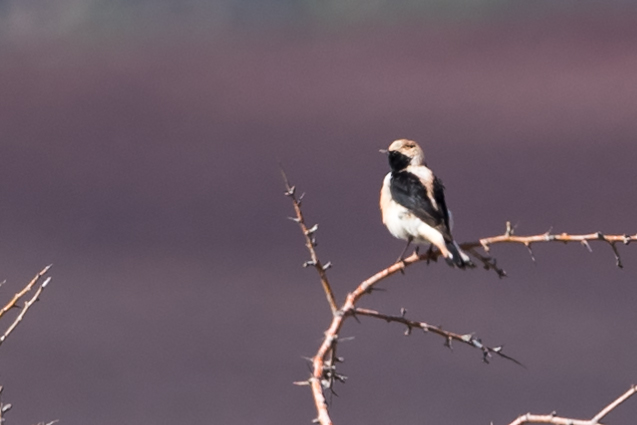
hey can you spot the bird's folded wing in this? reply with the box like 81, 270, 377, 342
389, 171, 453, 242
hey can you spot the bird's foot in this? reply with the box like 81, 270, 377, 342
425, 244, 435, 264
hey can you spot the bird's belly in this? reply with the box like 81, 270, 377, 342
383, 203, 425, 242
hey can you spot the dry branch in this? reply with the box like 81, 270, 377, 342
0, 275, 51, 347
283, 174, 636, 425
0, 385, 8, 424
0, 264, 51, 320
280, 167, 338, 314
508, 385, 637, 425
353, 307, 523, 366
0, 265, 53, 422
0, 265, 52, 348
464, 225, 637, 274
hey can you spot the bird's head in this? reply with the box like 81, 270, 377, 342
381, 139, 425, 171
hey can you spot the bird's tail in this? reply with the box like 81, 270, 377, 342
444, 241, 473, 269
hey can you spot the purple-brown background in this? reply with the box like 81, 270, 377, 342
1, 2, 637, 424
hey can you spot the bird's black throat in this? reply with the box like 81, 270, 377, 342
387, 151, 411, 172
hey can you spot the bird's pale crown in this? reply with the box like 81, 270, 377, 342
387, 139, 425, 166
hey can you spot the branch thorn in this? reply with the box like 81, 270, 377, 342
305, 224, 319, 236
480, 240, 490, 253
581, 239, 593, 252
505, 221, 514, 236
524, 242, 536, 263
285, 185, 296, 197
444, 336, 453, 350
609, 242, 623, 269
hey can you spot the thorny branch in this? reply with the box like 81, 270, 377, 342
280, 167, 338, 314
508, 385, 637, 425
0, 264, 51, 321
462, 223, 637, 276
0, 273, 52, 347
0, 386, 8, 425
283, 175, 636, 425
353, 307, 523, 366
0, 265, 53, 422
0, 265, 52, 347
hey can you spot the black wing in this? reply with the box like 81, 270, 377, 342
390, 171, 453, 242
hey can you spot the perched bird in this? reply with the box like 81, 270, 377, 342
379, 139, 470, 268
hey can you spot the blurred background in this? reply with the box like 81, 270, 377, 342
1, 1, 637, 424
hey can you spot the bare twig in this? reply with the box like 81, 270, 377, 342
473, 230, 637, 251
280, 167, 338, 315
0, 385, 6, 424
353, 308, 523, 366
0, 276, 51, 347
0, 266, 53, 423
0, 264, 52, 320
463, 228, 637, 275
508, 385, 637, 425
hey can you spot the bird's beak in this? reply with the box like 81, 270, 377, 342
379, 149, 388, 155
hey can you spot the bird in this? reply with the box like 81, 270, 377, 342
379, 139, 471, 268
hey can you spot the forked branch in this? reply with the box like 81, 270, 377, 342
283, 174, 635, 425
0, 264, 51, 320
0, 275, 51, 347
0, 265, 54, 423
